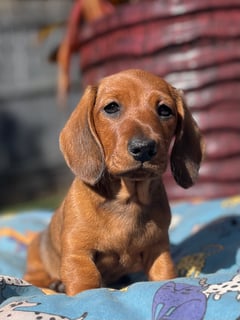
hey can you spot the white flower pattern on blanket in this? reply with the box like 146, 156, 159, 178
0, 301, 88, 320
200, 271, 240, 301
0, 276, 88, 320
0, 275, 31, 287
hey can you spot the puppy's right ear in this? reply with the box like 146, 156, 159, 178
59, 86, 105, 185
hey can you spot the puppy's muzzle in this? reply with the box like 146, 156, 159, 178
128, 138, 157, 163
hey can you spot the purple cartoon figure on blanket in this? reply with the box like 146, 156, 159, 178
152, 281, 206, 320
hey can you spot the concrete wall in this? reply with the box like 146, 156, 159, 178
0, 0, 81, 207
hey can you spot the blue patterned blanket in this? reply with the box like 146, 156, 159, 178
0, 196, 240, 319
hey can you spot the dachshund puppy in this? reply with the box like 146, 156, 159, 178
24, 69, 203, 295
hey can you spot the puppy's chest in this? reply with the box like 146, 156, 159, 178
99, 201, 164, 251
94, 202, 164, 279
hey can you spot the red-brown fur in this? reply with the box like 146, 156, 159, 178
24, 69, 203, 295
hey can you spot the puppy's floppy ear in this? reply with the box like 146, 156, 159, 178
59, 85, 105, 185
170, 89, 204, 188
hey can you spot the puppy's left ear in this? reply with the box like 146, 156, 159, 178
59, 85, 105, 185
170, 89, 204, 188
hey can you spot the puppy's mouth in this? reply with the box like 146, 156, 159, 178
115, 162, 165, 180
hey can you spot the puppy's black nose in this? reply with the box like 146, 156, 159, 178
128, 138, 157, 163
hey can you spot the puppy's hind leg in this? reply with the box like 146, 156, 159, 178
24, 233, 53, 289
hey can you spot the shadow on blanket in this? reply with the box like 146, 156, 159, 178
173, 215, 240, 277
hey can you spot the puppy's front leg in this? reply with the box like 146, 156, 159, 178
61, 251, 101, 295
144, 243, 176, 281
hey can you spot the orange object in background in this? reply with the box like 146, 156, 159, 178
57, 0, 115, 106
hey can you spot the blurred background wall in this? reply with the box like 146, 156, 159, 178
0, 0, 80, 209
0, 0, 239, 209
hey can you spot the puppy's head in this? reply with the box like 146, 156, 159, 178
60, 69, 203, 187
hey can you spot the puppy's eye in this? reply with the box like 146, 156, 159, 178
157, 103, 173, 119
103, 102, 120, 115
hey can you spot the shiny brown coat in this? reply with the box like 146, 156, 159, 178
24, 69, 203, 295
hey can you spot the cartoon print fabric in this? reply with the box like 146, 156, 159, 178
0, 196, 240, 319
152, 272, 240, 320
